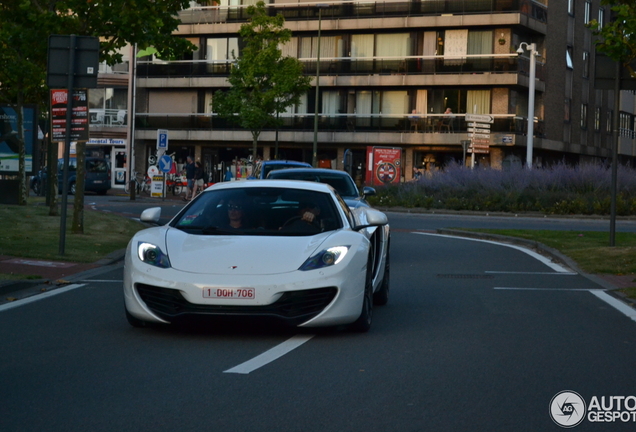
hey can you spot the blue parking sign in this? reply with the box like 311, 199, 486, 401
157, 129, 168, 149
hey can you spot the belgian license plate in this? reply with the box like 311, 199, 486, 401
203, 287, 255, 299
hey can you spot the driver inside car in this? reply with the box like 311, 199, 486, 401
281, 201, 322, 233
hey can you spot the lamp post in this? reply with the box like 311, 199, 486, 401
312, 4, 328, 167
517, 42, 538, 169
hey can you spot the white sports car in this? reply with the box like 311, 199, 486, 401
124, 180, 390, 332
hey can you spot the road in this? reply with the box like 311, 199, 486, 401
1, 204, 636, 431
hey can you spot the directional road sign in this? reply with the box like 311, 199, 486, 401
159, 154, 173, 173
465, 113, 494, 124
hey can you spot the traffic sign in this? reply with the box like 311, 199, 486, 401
468, 122, 492, 128
471, 133, 491, 139
159, 154, 173, 173
472, 138, 490, 144
465, 113, 494, 124
468, 127, 491, 133
157, 129, 168, 149
468, 147, 490, 154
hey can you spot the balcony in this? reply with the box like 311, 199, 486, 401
89, 109, 128, 128
179, 0, 547, 25
136, 54, 545, 82
134, 113, 545, 140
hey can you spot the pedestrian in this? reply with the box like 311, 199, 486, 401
192, 161, 205, 198
184, 156, 195, 200
224, 167, 233, 182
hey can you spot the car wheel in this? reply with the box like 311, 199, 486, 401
125, 309, 147, 328
373, 244, 390, 306
32, 180, 41, 196
69, 182, 76, 195
351, 255, 373, 332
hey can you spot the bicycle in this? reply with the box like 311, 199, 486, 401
125, 171, 151, 195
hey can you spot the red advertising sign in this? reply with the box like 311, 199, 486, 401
50, 89, 89, 142
366, 146, 402, 186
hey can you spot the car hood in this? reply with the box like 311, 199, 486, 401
164, 228, 332, 275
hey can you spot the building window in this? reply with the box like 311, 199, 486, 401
566, 47, 574, 69
583, 51, 589, 78
584, 1, 591, 24
595, 107, 601, 131
580, 104, 588, 129
607, 111, 613, 134
568, 0, 575, 15
598, 8, 605, 29
565, 98, 571, 122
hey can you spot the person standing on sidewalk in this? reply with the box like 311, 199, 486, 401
191, 161, 205, 198
184, 156, 195, 200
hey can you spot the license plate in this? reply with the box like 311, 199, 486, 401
93, 180, 103, 184
203, 287, 255, 299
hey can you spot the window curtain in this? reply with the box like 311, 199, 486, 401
381, 91, 409, 114
467, 30, 493, 70
351, 34, 374, 58
296, 93, 308, 114
205, 91, 213, 114
466, 90, 491, 114
280, 37, 298, 58
444, 29, 468, 66
322, 91, 340, 114
376, 33, 410, 57
415, 89, 427, 116
356, 91, 372, 126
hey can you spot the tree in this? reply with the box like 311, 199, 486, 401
589, 0, 636, 75
0, 0, 194, 233
213, 1, 311, 160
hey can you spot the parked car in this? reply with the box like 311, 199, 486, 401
267, 168, 377, 209
124, 180, 390, 332
29, 157, 111, 196
248, 160, 311, 179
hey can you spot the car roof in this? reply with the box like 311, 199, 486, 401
261, 160, 311, 166
205, 179, 335, 193
268, 168, 352, 178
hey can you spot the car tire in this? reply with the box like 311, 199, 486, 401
32, 180, 41, 196
69, 182, 76, 195
373, 244, 390, 306
125, 309, 147, 328
351, 255, 373, 332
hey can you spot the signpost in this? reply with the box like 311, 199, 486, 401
465, 114, 494, 168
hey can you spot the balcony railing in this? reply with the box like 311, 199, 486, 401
90, 109, 128, 127
179, 0, 547, 25
135, 113, 545, 138
137, 54, 545, 81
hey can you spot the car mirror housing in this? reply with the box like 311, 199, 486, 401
362, 186, 376, 197
140, 207, 162, 224
352, 208, 388, 231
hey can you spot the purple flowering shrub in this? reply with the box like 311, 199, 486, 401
369, 162, 636, 215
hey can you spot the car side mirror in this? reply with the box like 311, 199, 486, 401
353, 208, 388, 231
140, 207, 162, 224
362, 186, 376, 197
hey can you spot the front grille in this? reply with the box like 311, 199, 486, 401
136, 284, 337, 326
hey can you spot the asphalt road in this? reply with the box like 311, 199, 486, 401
1, 210, 635, 431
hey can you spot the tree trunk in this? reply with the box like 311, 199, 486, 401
71, 141, 86, 234
48, 139, 58, 216
16, 94, 27, 205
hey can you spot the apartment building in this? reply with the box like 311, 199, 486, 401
130, 0, 636, 183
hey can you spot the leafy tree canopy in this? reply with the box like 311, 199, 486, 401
213, 1, 311, 157
589, 0, 636, 77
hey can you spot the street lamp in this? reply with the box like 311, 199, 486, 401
312, 4, 329, 167
517, 42, 539, 169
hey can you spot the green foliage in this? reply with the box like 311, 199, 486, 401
213, 1, 311, 157
588, 0, 636, 77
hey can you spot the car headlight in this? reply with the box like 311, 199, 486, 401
299, 246, 349, 271
137, 242, 171, 269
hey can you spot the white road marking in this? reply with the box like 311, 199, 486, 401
486, 271, 577, 275
78, 280, 123, 283
494, 287, 601, 291
0, 284, 86, 312
413, 232, 571, 273
589, 290, 636, 322
224, 334, 315, 374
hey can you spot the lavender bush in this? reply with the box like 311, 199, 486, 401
368, 162, 636, 215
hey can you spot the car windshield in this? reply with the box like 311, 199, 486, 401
268, 171, 359, 198
172, 187, 342, 236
